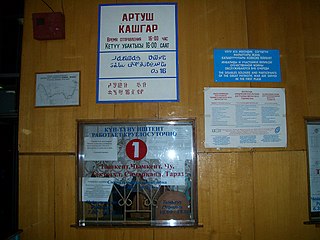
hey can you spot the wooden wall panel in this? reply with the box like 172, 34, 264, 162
18, 106, 80, 153
19, 155, 55, 240
301, 0, 320, 57
305, 59, 320, 116
162, 0, 250, 153
74, 228, 154, 240
301, 0, 320, 116
253, 151, 320, 239
192, 152, 254, 240
19, 0, 114, 153
114, 103, 159, 119
18, 0, 320, 239
55, 155, 78, 240
246, 0, 308, 150
153, 153, 255, 240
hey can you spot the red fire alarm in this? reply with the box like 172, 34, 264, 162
32, 12, 65, 40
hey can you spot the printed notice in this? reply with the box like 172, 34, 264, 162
307, 123, 320, 212
146, 125, 193, 160
214, 49, 281, 82
82, 177, 114, 202
146, 125, 193, 186
97, 3, 178, 103
204, 87, 287, 148
35, 72, 80, 107
84, 136, 117, 161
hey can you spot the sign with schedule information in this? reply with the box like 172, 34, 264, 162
76, 119, 198, 227
204, 88, 287, 148
97, 3, 178, 103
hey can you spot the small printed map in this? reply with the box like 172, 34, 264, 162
35, 72, 80, 107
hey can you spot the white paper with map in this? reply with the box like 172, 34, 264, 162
35, 72, 80, 107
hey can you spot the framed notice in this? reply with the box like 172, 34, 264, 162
305, 118, 320, 222
76, 119, 198, 227
35, 71, 80, 107
96, 3, 179, 103
204, 87, 287, 148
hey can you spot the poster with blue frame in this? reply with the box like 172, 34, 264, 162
214, 49, 281, 82
97, 3, 179, 103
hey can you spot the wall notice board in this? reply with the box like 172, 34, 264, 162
76, 119, 198, 227
305, 118, 320, 223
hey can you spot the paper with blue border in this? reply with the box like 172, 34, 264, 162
97, 3, 179, 103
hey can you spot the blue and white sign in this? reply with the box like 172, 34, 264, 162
214, 49, 281, 82
97, 3, 178, 103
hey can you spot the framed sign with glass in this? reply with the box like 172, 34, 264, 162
76, 119, 198, 227
305, 118, 320, 223
35, 71, 80, 107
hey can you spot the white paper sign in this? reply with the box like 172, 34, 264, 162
146, 125, 193, 186
146, 125, 193, 160
82, 177, 114, 202
204, 87, 287, 148
307, 123, 320, 212
97, 3, 178, 103
84, 137, 117, 161
35, 72, 80, 107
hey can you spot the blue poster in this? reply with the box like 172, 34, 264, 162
214, 49, 281, 82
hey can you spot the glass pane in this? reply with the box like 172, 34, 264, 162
76, 119, 198, 227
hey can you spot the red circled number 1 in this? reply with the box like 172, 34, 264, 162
126, 139, 147, 161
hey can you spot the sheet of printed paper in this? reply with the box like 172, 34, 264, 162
35, 72, 80, 106
204, 87, 287, 148
307, 123, 320, 212
82, 177, 114, 202
83, 136, 117, 161
146, 125, 193, 185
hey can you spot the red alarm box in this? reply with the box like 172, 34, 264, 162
32, 12, 65, 40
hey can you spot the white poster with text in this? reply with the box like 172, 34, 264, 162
97, 3, 178, 103
204, 87, 287, 148
306, 122, 320, 212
